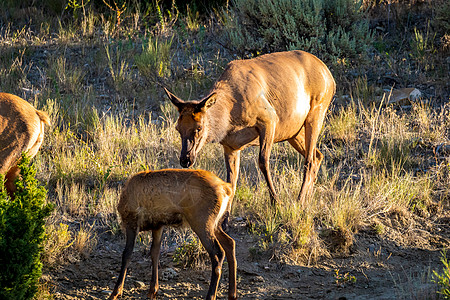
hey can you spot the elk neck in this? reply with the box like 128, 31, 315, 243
205, 91, 232, 143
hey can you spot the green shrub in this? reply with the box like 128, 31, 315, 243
161, 0, 229, 14
432, 1, 450, 38
223, 0, 372, 65
0, 154, 53, 300
135, 36, 173, 83
173, 233, 208, 269
433, 249, 450, 299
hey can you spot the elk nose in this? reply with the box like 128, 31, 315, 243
180, 156, 192, 168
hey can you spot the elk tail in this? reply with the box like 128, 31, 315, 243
215, 182, 234, 228
224, 182, 233, 198
36, 110, 51, 126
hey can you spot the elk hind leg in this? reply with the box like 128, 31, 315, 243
148, 227, 163, 299
215, 227, 237, 300
110, 225, 138, 300
5, 166, 20, 197
206, 238, 225, 300
2, 127, 44, 198
1, 147, 26, 198
191, 223, 225, 300
289, 126, 324, 207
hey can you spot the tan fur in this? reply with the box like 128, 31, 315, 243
110, 169, 237, 300
165, 50, 336, 206
0, 93, 50, 197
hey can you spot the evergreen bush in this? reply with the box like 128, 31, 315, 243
223, 0, 372, 65
0, 154, 53, 300
432, 1, 450, 39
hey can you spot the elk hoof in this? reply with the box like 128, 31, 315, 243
148, 290, 158, 299
108, 293, 118, 300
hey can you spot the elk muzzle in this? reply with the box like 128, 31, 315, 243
180, 138, 196, 168
180, 155, 195, 168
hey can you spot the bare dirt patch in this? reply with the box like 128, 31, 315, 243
44, 209, 450, 300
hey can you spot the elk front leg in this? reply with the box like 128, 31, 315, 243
148, 228, 163, 299
110, 226, 138, 300
224, 145, 241, 196
257, 122, 278, 205
222, 146, 241, 230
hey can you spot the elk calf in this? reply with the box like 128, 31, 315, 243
0, 93, 50, 197
110, 169, 237, 300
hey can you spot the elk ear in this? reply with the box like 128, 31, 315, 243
164, 87, 185, 110
195, 93, 217, 112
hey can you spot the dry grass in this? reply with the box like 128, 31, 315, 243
0, 1, 449, 298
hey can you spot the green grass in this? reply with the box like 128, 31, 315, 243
433, 250, 450, 299
0, 2, 449, 298
135, 35, 174, 83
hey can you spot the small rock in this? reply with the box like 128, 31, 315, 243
102, 290, 112, 295
368, 243, 382, 255
152, 119, 162, 126
296, 269, 313, 276
135, 280, 146, 288
384, 88, 422, 104
161, 268, 179, 281
338, 95, 352, 103
437, 144, 450, 156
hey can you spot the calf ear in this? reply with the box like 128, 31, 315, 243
196, 93, 217, 112
163, 87, 185, 110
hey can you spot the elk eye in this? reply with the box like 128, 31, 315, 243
196, 127, 202, 133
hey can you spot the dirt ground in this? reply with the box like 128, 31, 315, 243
42, 207, 450, 300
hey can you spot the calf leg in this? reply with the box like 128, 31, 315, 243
215, 227, 237, 300
191, 223, 225, 300
148, 228, 163, 299
206, 239, 225, 300
110, 225, 138, 300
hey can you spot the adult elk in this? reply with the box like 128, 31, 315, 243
164, 50, 336, 206
109, 169, 237, 300
0, 93, 50, 197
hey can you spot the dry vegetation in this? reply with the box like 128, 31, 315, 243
0, 0, 449, 299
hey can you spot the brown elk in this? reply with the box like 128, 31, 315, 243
164, 50, 336, 206
109, 169, 237, 300
0, 93, 50, 197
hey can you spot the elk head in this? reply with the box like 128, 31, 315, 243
164, 88, 216, 168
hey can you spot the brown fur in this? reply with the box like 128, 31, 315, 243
165, 50, 336, 206
110, 169, 237, 300
0, 93, 50, 197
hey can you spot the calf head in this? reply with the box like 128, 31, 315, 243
164, 88, 216, 168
